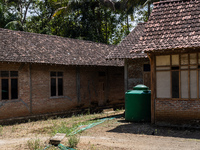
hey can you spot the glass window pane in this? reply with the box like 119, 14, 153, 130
10, 71, 18, 77
156, 55, 170, 66
2, 79, 9, 100
172, 55, 179, 66
51, 78, 56, 96
172, 71, 179, 98
1, 71, 9, 77
181, 66, 188, 69
156, 71, 171, 98
156, 67, 171, 71
57, 72, 63, 77
181, 71, 188, 98
190, 53, 197, 65
58, 78, 63, 96
190, 70, 197, 98
50, 72, 56, 77
181, 54, 188, 65
143, 64, 150, 72
190, 66, 197, 69
11, 79, 18, 99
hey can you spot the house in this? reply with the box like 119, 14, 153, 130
131, 0, 200, 124
0, 28, 124, 121
108, 23, 151, 91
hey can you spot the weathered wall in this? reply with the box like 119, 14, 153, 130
0, 62, 124, 120
0, 63, 30, 119
155, 99, 200, 124
31, 64, 78, 114
127, 58, 150, 90
79, 66, 124, 109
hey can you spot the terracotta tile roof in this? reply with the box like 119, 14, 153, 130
131, 0, 200, 53
107, 23, 147, 59
0, 28, 122, 66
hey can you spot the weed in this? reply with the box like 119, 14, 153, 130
116, 109, 120, 112
11, 126, 17, 132
155, 129, 158, 135
0, 125, 3, 136
27, 138, 43, 150
90, 144, 97, 150
68, 135, 80, 148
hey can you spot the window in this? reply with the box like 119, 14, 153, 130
50, 72, 63, 97
0, 71, 18, 100
156, 53, 200, 99
98, 72, 106, 77
143, 64, 150, 72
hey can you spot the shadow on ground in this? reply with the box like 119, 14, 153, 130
107, 119, 200, 140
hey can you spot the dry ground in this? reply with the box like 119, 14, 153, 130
0, 110, 200, 150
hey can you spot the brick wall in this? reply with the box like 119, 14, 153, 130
31, 64, 78, 114
155, 99, 200, 124
0, 62, 124, 120
127, 59, 150, 90
78, 66, 124, 108
0, 63, 30, 119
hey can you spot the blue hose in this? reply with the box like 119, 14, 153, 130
58, 144, 76, 150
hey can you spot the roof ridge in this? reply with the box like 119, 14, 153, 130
0, 28, 112, 47
153, 0, 196, 5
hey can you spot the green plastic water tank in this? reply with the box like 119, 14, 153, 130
125, 84, 151, 122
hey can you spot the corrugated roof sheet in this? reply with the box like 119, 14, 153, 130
0, 28, 123, 66
131, 0, 200, 53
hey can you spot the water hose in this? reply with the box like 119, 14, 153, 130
44, 116, 119, 150
68, 117, 115, 136
58, 144, 76, 150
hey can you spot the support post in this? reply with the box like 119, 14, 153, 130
29, 64, 32, 114
124, 59, 128, 92
76, 66, 81, 103
149, 53, 156, 124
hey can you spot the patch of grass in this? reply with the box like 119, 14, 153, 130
0, 125, 3, 136
52, 119, 99, 136
68, 135, 80, 148
11, 125, 17, 132
90, 144, 97, 150
27, 138, 43, 150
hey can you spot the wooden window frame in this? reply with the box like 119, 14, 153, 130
50, 71, 64, 97
155, 53, 200, 100
0, 71, 18, 100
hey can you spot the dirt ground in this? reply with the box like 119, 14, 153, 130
0, 111, 200, 150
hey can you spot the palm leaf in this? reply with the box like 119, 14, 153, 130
4, 20, 23, 30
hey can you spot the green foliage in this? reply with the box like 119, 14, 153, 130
68, 135, 80, 148
27, 138, 43, 150
0, 125, 3, 136
52, 119, 97, 136
4, 20, 23, 30
0, 0, 159, 44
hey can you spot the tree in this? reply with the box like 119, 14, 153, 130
0, 0, 159, 44
0, 0, 35, 30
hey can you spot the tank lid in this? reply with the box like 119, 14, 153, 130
133, 84, 149, 90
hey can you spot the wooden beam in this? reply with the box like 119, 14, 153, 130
197, 53, 199, 98
29, 64, 32, 114
179, 54, 181, 98
188, 54, 190, 99
76, 66, 81, 103
150, 53, 156, 124
49, 133, 66, 146
124, 59, 128, 92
